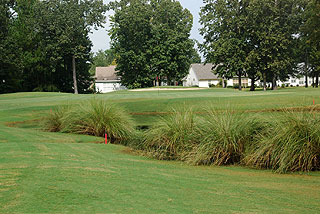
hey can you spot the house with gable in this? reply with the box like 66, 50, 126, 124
182, 63, 317, 89
182, 63, 234, 88
95, 66, 126, 93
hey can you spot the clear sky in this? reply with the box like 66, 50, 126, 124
89, 0, 205, 53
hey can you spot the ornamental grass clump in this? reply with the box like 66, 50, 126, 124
45, 99, 135, 141
244, 111, 320, 173
142, 107, 198, 160
185, 108, 263, 166
44, 106, 70, 132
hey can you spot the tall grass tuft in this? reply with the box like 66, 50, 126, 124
244, 111, 320, 173
44, 106, 70, 132
44, 99, 135, 141
142, 107, 198, 160
185, 108, 263, 166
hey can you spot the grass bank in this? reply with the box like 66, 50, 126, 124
1, 88, 320, 213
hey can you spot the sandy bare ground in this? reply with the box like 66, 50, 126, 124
129, 87, 206, 92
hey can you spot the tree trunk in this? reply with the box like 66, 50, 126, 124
305, 55, 308, 88
272, 75, 277, 90
250, 78, 255, 91
305, 74, 308, 88
222, 76, 225, 88
316, 73, 319, 88
263, 72, 267, 91
72, 55, 78, 94
238, 72, 242, 91
312, 75, 315, 88
167, 77, 171, 86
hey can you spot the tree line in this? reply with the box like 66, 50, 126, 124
0, 0, 106, 94
1, 0, 319, 93
200, 0, 320, 91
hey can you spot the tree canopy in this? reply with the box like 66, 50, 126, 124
200, 0, 318, 90
108, 0, 195, 88
0, 0, 106, 94
89, 49, 116, 75
200, 0, 250, 90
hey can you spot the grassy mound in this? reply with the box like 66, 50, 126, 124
45, 100, 320, 173
142, 107, 198, 160
44, 99, 135, 141
244, 111, 320, 173
44, 106, 69, 132
185, 108, 263, 165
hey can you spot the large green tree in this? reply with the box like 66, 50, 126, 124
200, 0, 305, 91
200, 0, 250, 91
302, 0, 320, 87
108, 0, 153, 88
34, 0, 106, 94
246, 0, 304, 91
0, 0, 106, 94
10, 0, 48, 92
148, 0, 194, 85
108, 0, 194, 88
0, 0, 21, 93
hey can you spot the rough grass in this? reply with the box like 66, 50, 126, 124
1, 89, 320, 213
42, 97, 320, 173
141, 106, 320, 173
44, 99, 136, 141
244, 110, 320, 173
44, 106, 70, 132
142, 107, 198, 160
185, 108, 264, 166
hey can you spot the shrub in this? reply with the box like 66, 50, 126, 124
217, 79, 227, 87
233, 84, 239, 89
185, 108, 263, 166
33, 84, 59, 92
44, 99, 136, 141
142, 107, 198, 160
244, 111, 320, 173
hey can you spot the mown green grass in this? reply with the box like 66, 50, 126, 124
1, 88, 320, 213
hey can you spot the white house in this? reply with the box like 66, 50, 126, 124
95, 66, 126, 93
183, 63, 223, 88
183, 63, 250, 88
182, 63, 313, 88
277, 76, 313, 87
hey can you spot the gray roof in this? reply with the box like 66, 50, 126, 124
191, 63, 219, 80
95, 66, 120, 81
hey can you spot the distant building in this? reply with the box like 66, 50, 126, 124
183, 63, 314, 88
95, 66, 126, 93
183, 64, 221, 87
183, 64, 235, 88
277, 76, 313, 87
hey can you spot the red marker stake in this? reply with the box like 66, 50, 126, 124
105, 133, 108, 144
313, 99, 315, 105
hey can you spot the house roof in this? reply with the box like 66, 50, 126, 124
191, 63, 219, 80
95, 66, 120, 81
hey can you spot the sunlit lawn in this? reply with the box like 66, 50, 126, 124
0, 87, 320, 213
